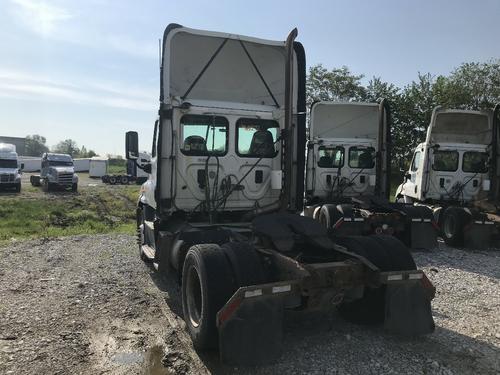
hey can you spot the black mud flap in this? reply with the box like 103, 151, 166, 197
218, 294, 285, 365
464, 223, 494, 249
410, 222, 438, 250
384, 281, 435, 336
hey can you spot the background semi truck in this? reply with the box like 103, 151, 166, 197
101, 152, 150, 185
126, 24, 435, 365
304, 101, 438, 249
0, 143, 22, 192
30, 153, 78, 192
396, 105, 500, 248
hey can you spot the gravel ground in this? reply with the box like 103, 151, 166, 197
0, 234, 205, 375
1, 235, 499, 374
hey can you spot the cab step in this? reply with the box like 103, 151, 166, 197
140, 245, 155, 261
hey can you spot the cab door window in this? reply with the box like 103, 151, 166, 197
180, 115, 228, 156
411, 151, 421, 172
317, 146, 344, 168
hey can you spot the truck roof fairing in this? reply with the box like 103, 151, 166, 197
309, 102, 380, 140
46, 153, 73, 162
160, 24, 302, 110
0, 143, 16, 153
426, 107, 492, 145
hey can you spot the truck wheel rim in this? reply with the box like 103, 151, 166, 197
186, 265, 202, 328
444, 215, 456, 238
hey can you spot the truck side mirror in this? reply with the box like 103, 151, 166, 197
125, 131, 139, 160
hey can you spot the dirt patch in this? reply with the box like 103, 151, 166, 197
0, 234, 204, 375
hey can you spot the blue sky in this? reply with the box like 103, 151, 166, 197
0, 0, 498, 156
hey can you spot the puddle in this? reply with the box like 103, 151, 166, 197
113, 351, 144, 365
144, 345, 169, 374
112, 346, 167, 374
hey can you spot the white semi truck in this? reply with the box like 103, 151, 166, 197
303, 101, 438, 249
0, 143, 22, 193
30, 153, 78, 192
125, 24, 435, 365
396, 105, 500, 248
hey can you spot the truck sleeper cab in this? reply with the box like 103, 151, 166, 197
126, 24, 435, 365
396, 106, 500, 248
304, 101, 437, 249
0, 143, 22, 193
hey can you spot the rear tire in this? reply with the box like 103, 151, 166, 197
182, 244, 236, 350
221, 242, 265, 287
335, 235, 416, 324
109, 176, 117, 185
318, 204, 340, 229
120, 176, 129, 185
441, 207, 467, 247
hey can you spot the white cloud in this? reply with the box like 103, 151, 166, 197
0, 68, 156, 111
10, 0, 73, 36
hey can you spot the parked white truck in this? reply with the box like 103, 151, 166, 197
304, 101, 438, 249
124, 24, 435, 365
395, 105, 500, 248
30, 153, 78, 192
0, 143, 22, 192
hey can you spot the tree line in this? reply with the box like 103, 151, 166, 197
23, 59, 499, 164
25, 135, 97, 158
306, 59, 500, 165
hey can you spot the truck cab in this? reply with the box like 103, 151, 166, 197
0, 143, 22, 193
396, 107, 498, 247
124, 24, 435, 364
305, 102, 381, 203
304, 101, 437, 249
31, 153, 78, 192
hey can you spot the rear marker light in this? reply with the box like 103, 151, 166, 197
387, 274, 403, 281
244, 289, 262, 298
272, 285, 291, 294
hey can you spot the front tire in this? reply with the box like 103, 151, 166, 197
15, 183, 21, 193
182, 244, 236, 350
71, 183, 78, 192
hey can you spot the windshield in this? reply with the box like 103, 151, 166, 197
463, 152, 488, 173
0, 159, 17, 168
317, 146, 344, 168
432, 150, 458, 172
48, 161, 73, 167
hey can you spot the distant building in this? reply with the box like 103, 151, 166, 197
0, 136, 26, 155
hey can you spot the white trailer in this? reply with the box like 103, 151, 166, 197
73, 158, 90, 172
89, 157, 108, 178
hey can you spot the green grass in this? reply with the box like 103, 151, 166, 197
107, 158, 127, 174
0, 185, 139, 244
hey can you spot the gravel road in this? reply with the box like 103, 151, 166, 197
1, 235, 499, 374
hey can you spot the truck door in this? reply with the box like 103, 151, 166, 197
403, 149, 422, 199
429, 150, 460, 200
